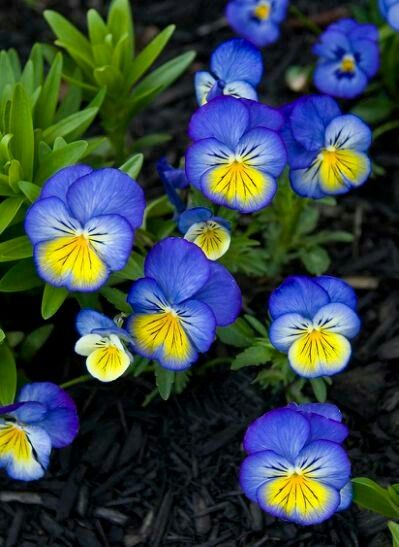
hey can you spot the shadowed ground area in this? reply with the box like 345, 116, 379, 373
0, 0, 398, 545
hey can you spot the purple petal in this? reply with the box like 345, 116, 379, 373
194, 261, 241, 326
144, 238, 211, 305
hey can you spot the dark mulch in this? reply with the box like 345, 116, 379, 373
0, 0, 399, 545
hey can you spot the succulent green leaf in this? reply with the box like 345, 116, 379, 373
0, 236, 33, 262
9, 84, 34, 181
127, 25, 175, 88
35, 140, 88, 185
35, 52, 63, 129
0, 196, 25, 235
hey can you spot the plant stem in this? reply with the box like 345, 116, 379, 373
60, 374, 92, 389
269, 191, 306, 276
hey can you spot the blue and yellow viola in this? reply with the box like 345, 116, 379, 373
240, 403, 352, 525
186, 97, 286, 213
269, 275, 361, 378
0, 382, 78, 481
281, 95, 372, 199
25, 165, 145, 292
126, 237, 241, 371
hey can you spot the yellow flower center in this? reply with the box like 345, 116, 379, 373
254, 2, 271, 20
319, 146, 338, 167
340, 55, 356, 73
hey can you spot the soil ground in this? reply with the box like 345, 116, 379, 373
0, 0, 398, 546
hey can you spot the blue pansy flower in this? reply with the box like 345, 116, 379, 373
195, 38, 263, 106
281, 95, 372, 198
185, 96, 286, 213
313, 19, 379, 99
0, 382, 78, 481
269, 275, 361, 378
240, 402, 352, 525
379, 0, 399, 31
178, 207, 231, 261
157, 158, 189, 214
25, 165, 145, 292
126, 237, 241, 371
75, 309, 133, 382
226, 0, 289, 48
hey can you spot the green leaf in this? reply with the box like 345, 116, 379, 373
126, 85, 163, 119
0, 236, 33, 262
54, 78, 82, 121
87, 9, 108, 46
388, 521, 399, 547
0, 51, 16, 92
231, 344, 273, 370
127, 25, 175, 87
107, 0, 134, 66
154, 363, 175, 401
0, 260, 41, 292
93, 65, 124, 95
130, 132, 171, 153
352, 478, 399, 519
20, 325, 54, 361
67, 88, 106, 141
310, 378, 327, 403
0, 343, 17, 405
20, 60, 35, 97
351, 94, 395, 124
28, 44, 43, 88
42, 106, 98, 144
300, 246, 330, 275
0, 329, 5, 344
35, 140, 88, 185
132, 50, 195, 98
298, 206, 319, 235
109, 253, 144, 282
18, 181, 41, 202
120, 153, 143, 179
217, 318, 255, 348
100, 286, 131, 313
0, 196, 24, 235
244, 315, 269, 337
41, 284, 69, 320
9, 84, 34, 181
35, 53, 63, 129
174, 369, 191, 394
44, 11, 93, 68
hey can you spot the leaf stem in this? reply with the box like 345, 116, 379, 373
60, 374, 92, 389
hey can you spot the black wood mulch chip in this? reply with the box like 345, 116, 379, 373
0, 0, 398, 545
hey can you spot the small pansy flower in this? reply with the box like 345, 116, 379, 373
178, 207, 231, 261
240, 403, 352, 525
75, 309, 133, 382
269, 275, 361, 378
0, 382, 78, 481
379, 0, 399, 31
157, 158, 189, 214
126, 237, 241, 371
185, 97, 286, 213
195, 38, 263, 106
226, 0, 289, 48
313, 19, 379, 99
281, 95, 372, 198
25, 165, 145, 292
